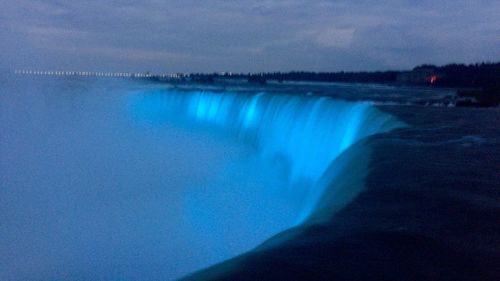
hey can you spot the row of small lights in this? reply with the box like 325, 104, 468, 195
14, 70, 183, 78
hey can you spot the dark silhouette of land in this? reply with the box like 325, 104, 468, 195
185, 62, 498, 86
150, 62, 500, 107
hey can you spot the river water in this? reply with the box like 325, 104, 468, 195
1, 75, 498, 280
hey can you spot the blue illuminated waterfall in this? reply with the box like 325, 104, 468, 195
0, 77, 407, 281
131, 90, 404, 224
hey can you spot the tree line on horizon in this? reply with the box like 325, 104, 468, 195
186, 62, 500, 89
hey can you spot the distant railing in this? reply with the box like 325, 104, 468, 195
13, 70, 183, 79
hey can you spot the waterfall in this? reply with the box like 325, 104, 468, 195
131, 89, 404, 223
0, 77, 408, 281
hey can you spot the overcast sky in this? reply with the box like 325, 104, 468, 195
1, 0, 499, 73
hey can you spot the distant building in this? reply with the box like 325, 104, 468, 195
397, 65, 443, 85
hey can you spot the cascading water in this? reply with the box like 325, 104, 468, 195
131, 90, 404, 224
0, 77, 406, 281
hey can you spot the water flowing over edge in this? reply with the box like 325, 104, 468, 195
131, 89, 406, 225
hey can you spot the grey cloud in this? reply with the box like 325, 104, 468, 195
1, 0, 498, 72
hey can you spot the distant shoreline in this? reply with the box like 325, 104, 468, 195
10, 61, 500, 107
151, 62, 499, 88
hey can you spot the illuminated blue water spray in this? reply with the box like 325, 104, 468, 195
131, 90, 403, 223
